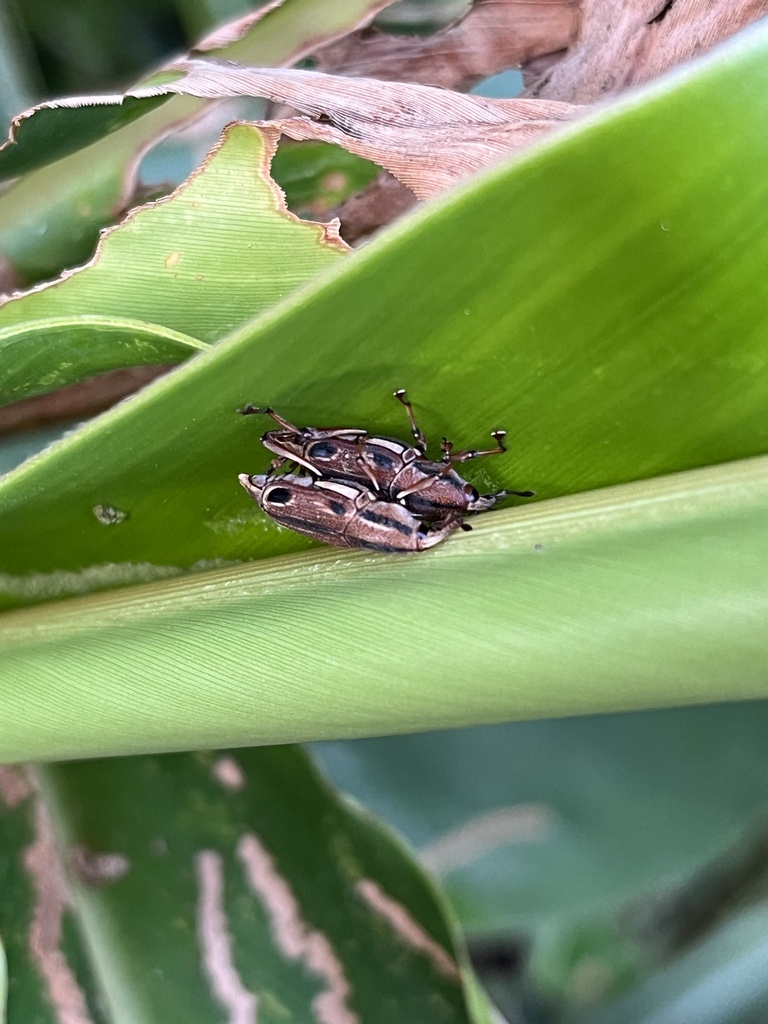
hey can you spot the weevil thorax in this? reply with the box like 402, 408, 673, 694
397, 465, 507, 515
261, 426, 368, 474
263, 426, 422, 493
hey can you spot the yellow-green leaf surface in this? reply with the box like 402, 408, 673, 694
0, 123, 346, 405
1, 457, 767, 762
0, 0, 394, 285
2, 28, 768, 759
0, 748, 479, 1024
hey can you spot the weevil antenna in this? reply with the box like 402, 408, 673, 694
237, 405, 299, 432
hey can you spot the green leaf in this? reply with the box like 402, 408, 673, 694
2, 28, 768, 760
0, 937, 6, 1024
0, 318, 205, 406
2, 26, 768, 581
315, 702, 768, 932
271, 140, 380, 214
0, 96, 170, 180
0, 0, 395, 286
1, 456, 768, 762
0, 766, 108, 1023
0, 749, 479, 1024
586, 903, 768, 1024
0, 123, 346, 405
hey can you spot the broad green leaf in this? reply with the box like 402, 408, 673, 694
0, 113, 180, 290
1, 26, 768, 587
587, 903, 768, 1024
0, 0, 396, 181
1, 456, 768, 762
0, 96, 169, 180
0, 318, 205, 406
0, 766, 108, 1024
0, 123, 346, 405
271, 140, 380, 214
315, 702, 768, 932
0, 749, 478, 1024
0, 0, 395, 285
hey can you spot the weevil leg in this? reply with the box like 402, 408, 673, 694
237, 404, 299, 432
416, 511, 467, 549
443, 429, 508, 464
440, 437, 454, 463
394, 389, 427, 452
395, 461, 455, 500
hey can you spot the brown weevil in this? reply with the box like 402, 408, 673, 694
238, 472, 468, 553
239, 390, 533, 519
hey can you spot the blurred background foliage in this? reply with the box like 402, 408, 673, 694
0, 0, 472, 113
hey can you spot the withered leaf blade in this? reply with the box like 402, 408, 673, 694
312, 0, 579, 92
530, 0, 768, 101
135, 59, 580, 198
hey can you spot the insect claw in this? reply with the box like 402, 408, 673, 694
239, 404, 276, 419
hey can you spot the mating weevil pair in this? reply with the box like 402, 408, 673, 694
238, 390, 534, 553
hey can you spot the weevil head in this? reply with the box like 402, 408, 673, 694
465, 487, 500, 513
465, 488, 534, 512
260, 429, 306, 463
262, 427, 368, 474
238, 472, 268, 503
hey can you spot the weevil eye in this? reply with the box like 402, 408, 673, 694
308, 440, 338, 459
464, 484, 480, 501
265, 486, 292, 505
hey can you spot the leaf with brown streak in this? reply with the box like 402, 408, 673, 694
528, 0, 768, 101
135, 59, 580, 198
313, 0, 580, 92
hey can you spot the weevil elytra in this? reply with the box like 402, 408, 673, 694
239, 390, 533, 518
238, 472, 468, 552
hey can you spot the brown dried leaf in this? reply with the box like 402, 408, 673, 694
528, 0, 768, 101
0, 367, 171, 435
629, 0, 768, 88
313, 0, 580, 92
139, 60, 580, 198
335, 172, 418, 243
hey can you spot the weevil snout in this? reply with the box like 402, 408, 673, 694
238, 472, 268, 501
